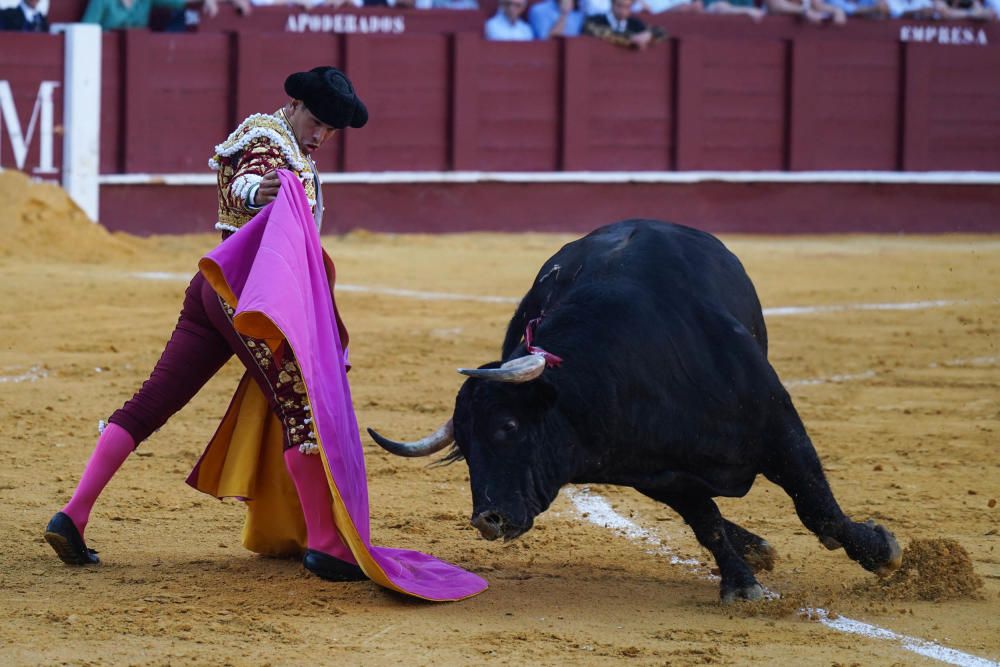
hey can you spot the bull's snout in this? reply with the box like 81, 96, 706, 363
471, 511, 505, 541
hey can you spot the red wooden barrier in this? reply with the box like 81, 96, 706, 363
121, 31, 233, 173
452, 35, 562, 171
343, 34, 452, 171
4, 20, 1000, 177
96, 179, 1000, 236
100, 33, 123, 173
677, 37, 787, 170
788, 40, 902, 170
563, 38, 674, 171
903, 43, 1000, 171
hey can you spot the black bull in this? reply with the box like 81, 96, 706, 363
368, 220, 902, 602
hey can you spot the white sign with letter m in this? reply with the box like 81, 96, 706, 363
0, 79, 60, 175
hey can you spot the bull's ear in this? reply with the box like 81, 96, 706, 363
430, 444, 464, 467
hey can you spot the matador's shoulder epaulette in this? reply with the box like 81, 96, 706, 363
208, 112, 309, 174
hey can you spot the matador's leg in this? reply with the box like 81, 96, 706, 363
47, 273, 236, 565
212, 298, 366, 582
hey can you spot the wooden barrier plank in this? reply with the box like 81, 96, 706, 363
562, 39, 673, 171
123, 32, 233, 173
901, 43, 931, 171
344, 34, 450, 172
471, 41, 561, 171
676, 37, 706, 171
693, 38, 787, 170
924, 46, 1000, 170
790, 39, 899, 170
788, 39, 819, 171
99, 33, 123, 175
561, 39, 589, 171
451, 33, 481, 171
6, 23, 1000, 179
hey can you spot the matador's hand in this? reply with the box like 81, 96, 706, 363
254, 170, 281, 207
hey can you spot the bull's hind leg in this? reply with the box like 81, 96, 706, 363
640, 488, 763, 603
763, 413, 902, 576
723, 519, 777, 573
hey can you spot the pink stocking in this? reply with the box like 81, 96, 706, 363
61, 423, 136, 536
283, 447, 356, 563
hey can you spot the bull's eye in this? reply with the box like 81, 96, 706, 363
492, 418, 519, 443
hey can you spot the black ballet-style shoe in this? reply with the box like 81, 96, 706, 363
44, 512, 100, 565
302, 549, 366, 582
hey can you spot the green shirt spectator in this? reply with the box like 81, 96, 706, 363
81, 0, 217, 30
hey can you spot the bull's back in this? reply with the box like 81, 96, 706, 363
503, 220, 767, 358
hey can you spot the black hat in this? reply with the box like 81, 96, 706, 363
284, 66, 368, 130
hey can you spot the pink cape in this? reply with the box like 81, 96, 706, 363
197, 170, 488, 602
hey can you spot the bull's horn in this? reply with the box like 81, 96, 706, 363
367, 419, 454, 457
458, 354, 547, 383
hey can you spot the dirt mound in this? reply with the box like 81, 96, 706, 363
857, 538, 984, 601
728, 592, 809, 619
0, 170, 138, 262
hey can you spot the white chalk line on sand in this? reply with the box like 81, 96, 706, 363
563, 487, 998, 667
0, 365, 49, 384
783, 356, 998, 390
131, 273, 998, 317
132, 272, 523, 303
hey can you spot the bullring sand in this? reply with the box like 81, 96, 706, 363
0, 171, 997, 665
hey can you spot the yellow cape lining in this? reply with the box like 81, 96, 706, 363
190, 253, 424, 598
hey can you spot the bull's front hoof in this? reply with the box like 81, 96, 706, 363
743, 540, 778, 573
848, 520, 903, 576
871, 524, 903, 577
720, 582, 765, 604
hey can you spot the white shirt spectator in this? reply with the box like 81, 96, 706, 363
484, 9, 533, 39
639, 0, 691, 11
0, 0, 46, 8
580, 0, 610, 12
580, 0, 646, 14
251, 0, 362, 6
17, 0, 41, 22
884, 0, 931, 15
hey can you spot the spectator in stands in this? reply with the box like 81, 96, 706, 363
434, 0, 479, 8
820, 0, 888, 17
583, 0, 666, 49
0, 0, 48, 31
485, 0, 533, 39
881, 0, 932, 15
634, 0, 702, 13
702, 0, 765, 19
810, 0, 848, 20
529, 0, 585, 38
81, 0, 238, 29
375, 0, 434, 7
935, 0, 995, 18
764, 0, 844, 24
580, 0, 608, 13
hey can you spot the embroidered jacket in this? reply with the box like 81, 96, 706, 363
209, 109, 322, 235
582, 14, 666, 48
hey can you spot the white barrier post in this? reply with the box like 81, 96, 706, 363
61, 24, 102, 222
